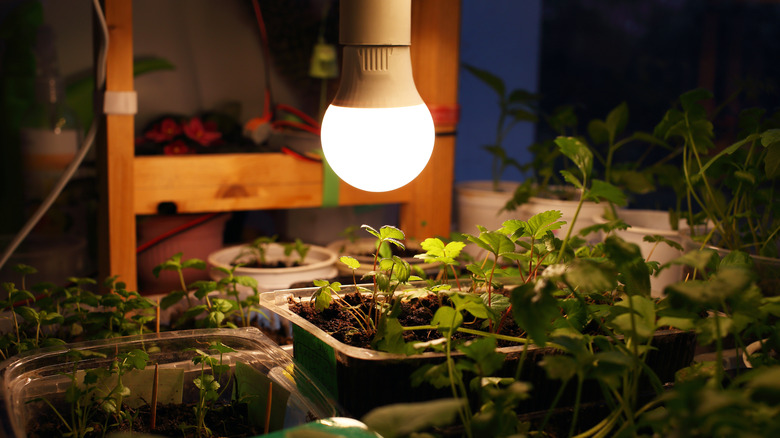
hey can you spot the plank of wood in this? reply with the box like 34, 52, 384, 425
98, 0, 137, 290
134, 154, 417, 214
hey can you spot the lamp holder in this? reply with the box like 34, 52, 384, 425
331, 0, 423, 109
339, 0, 411, 45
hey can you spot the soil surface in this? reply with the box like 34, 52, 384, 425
28, 401, 259, 438
289, 290, 526, 349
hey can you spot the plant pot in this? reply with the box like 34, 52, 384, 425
455, 180, 521, 235
137, 213, 230, 295
208, 242, 338, 292
594, 209, 688, 297
326, 238, 439, 277
0, 327, 339, 437
260, 285, 696, 418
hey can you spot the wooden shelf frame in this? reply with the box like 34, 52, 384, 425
98, 0, 461, 290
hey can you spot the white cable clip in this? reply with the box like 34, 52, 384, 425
103, 90, 138, 115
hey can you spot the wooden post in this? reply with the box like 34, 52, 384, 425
98, 0, 136, 290
401, 0, 461, 240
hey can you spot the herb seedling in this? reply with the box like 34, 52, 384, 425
283, 238, 310, 266
186, 341, 236, 437
30, 349, 107, 438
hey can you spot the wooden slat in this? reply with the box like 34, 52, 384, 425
134, 154, 417, 214
98, 0, 136, 290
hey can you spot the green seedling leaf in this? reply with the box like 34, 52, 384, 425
14, 306, 38, 322
12, 264, 37, 275
372, 316, 413, 354
450, 292, 491, 319
466, 231, 515, 258
340, 256, 360, 270
720, 250, 754, 270
587, 179, 627, 206
664, 249, 720, 273
525, 210, 566, 239
432, 306, 463, 335
411, 362, 456, 389
181, 258, 206, 270
378, 225, 405, 242
610, 295, 657, 341
613, 169, 655, 194
763, 130, 780, 178
160, 290, 186, 309
209, 341, 236, 355
666, 266, 755, 308
510, 282, 559, 346
559, 169, 583, 189
564, 259, 617, 294
555, 136, 593, 178
643, 235, 684, 252
604, 236, 650, 296
9, 288, 35, 304
457, 337, 506, 377
362, 398, 464, 438
464, 63, 505, 98
540, 354, 577, 381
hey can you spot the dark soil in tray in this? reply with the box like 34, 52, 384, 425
28, 401, 259, 438
288, 290, 528, 349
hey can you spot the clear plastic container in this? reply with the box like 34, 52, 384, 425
0, 328, 339, 437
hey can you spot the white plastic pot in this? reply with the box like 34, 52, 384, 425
208, 242, 338, 292
454, 180, 521, 236
595, 209, 688, 297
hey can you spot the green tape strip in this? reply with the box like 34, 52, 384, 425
319, 150, 340, 207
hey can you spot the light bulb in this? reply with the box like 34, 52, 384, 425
320, 0, 434, 192
321, 104, 434, 192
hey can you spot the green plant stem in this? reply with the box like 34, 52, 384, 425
402, 325, 529, 345
568, 376, 584, 438
714, 310, 725, 388
442, 312, 473, 438
684, 122, 735, 249
177, 268, 193, 308
574, 405, 622, 438
40, 398, 74, 436
539, 379, 570, 433
555, 190, 586, 264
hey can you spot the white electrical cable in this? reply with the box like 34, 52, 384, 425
0, 0, 109, 273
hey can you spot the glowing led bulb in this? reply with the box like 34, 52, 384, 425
319, 0, 434, 192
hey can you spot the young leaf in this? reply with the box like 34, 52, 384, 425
525, 210, 566, 239
587, 179, 627, 206
340, 256, 360, 270
555, 136, 593, 179
432, 306, 463, 335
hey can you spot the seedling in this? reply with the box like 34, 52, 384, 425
282, 238, 310, 266
234, 235, 278, 266
186, 341, 237, 437
154, 252, 207, 308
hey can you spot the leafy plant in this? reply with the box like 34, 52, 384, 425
283, 238, 310, 266
655, 88, 780, 257
233, 235, 278, 266
463, 64, 538, 191
186, 341, 237, 437
30, 349, 108, 438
